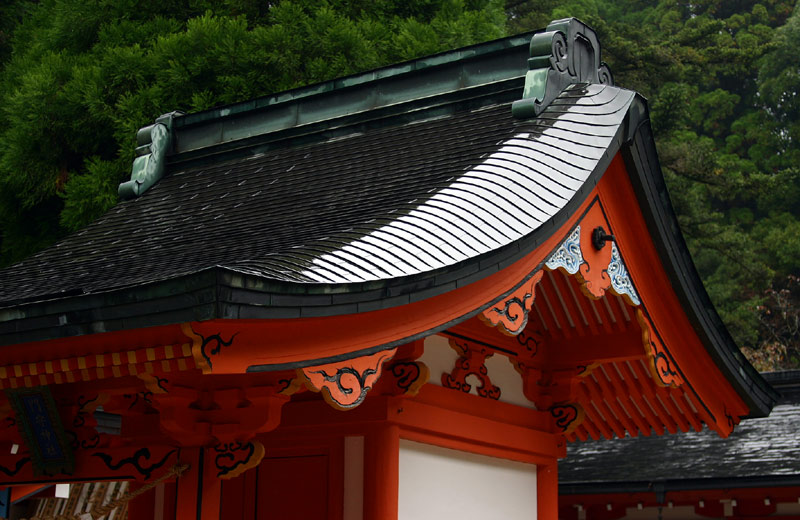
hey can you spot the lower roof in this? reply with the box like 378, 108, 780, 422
560, 372, 798, 490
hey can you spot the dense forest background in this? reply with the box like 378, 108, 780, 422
0, 0, 797, 370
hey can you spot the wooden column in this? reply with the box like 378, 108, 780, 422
126, 481, 156, 520
538, 463, 558, 520
363, 424, 399, 520
174, 448, 221, 520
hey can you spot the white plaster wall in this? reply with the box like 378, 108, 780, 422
398, 439, 537, 520
421, 334, 535, 409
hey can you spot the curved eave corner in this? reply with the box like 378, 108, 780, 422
0, 18, 775, 430
620, 116, 778, 418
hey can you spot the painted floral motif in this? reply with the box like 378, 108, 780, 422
607, 242, 640, 305
545, 226, 583, 274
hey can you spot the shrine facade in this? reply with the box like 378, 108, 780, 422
0, 19, 776, 520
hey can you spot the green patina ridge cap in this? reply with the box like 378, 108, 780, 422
512, 18, 614, 119
117, 32, 537, 198
118, 111, 182, 200
117, 20, 615, 199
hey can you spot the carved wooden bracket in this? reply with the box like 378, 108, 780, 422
549, 403, 585, 434
182, 323, 238, 375
300, 348, 398, 410
150, 381, 290, 446
65, 393, 110, 451
480, 271, 544, 336
637, 309, 683, 387
442, 338, 500, 400
213, 440, 265, 480
382, 361, 430, 397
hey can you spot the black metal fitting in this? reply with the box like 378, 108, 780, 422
592, 226, 615, 250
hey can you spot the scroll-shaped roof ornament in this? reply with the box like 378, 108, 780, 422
118, 111, 183, 199
512, 18, 613, 119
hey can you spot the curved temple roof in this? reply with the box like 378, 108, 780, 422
0, 20, 776, 422
226, 85, 633, 284
0, 85, 633, 301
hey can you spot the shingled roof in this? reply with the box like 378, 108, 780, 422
0, 19, 776, 419
0, 85, 633, 298
560, 371, 799, 490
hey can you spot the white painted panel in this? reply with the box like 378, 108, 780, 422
420, 334, 460, 386
422, 334, 535, 409
398, 440, 537, 520
344, 436, 365, 520
484, 353, 535, 409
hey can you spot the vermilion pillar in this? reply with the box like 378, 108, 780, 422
364, 424, 400, 520
174, 448, 222, 520
538, 463, 558, 520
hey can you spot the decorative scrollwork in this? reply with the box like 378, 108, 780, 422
387, 361, 430, 397
607, 242, 640, 305
546, 226, 583, 274
182, 323, 239, 374
138, 373, 169, 394
0, 457, 29, 477
442, 339, 501, 400
68, 396, 105, 450
301, 348, 398, 410
118, 111, 181, 199
550, 403, 584, 434
481, 270, 544, 336
637, 309, 683, 387
516, 330, 542, 358
512, 18, 613, 118
92, 447, 176, 481
277, 375, 304, 396
214, 441, 265, 479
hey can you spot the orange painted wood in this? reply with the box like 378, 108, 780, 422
576, 386, 616, 440
629, 360, 680, 434
597, 154, 749, 431
219, 467, 247, 520
582, 375, 638, 437
389, 395, 563, 460
668, 387, 703, 432
597, 364, 654, 435
480, 270, 543, 336
258, 455, 329, 520
127, 481, 156, 520
364, 424, 399, 520
301, 348, 397, 410
538, 275, 576, 340
618, 361, 665, 436
548, 269, 593, 336
538, 463, 558, 520
175, 448, 221, 520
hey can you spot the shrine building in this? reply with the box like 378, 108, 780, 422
0, 19, 778, 520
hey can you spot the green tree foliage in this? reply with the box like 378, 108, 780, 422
509, 0, 800, 364
2, 0, 799, 368
0, 0, 506, 265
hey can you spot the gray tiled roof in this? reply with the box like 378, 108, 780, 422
0, 84, 631, 303
560, 373, 799, 484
